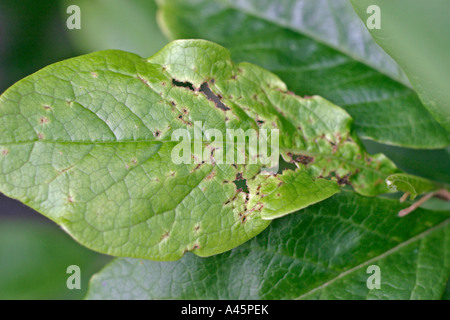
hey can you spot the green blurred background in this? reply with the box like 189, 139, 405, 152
0, 0, 448, 299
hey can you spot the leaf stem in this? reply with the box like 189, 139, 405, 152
398, 189, 450, 217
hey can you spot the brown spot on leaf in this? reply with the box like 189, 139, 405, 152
289, 153, 314, 165
39, 117, 49, 124
138, 75, 151, 87
336, 174, 351, 186
205, 171, 216, 180
161, 232, 170, 240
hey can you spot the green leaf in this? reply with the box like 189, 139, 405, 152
62, 0, 167, 57
443, 280, 450, 300
0, 220, 109, 300
386, 173, 444, 200
86, 192, 450, 300
157, 0, 449, 148
362, 139, 450, 184
351, 0, 450, 132
0, 40, 397, 260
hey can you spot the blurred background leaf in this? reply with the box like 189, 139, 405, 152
61, 0, 167, 57
351, 0, 450, 132
0, 0, 76, 92
0, 218, 110, 299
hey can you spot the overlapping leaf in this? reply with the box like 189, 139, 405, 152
0, 40, 397, 260
86, 192, 450, 300
386, 173, 445, 200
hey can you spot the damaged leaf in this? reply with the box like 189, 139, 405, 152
0, 40, 396, 260
386, 173, 444, 201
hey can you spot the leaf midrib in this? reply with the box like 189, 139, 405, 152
1, 139, 390, 179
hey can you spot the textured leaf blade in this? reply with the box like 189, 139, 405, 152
86, 192, 450, 300
0, 40, 396, 260
214, 0, 409, 85
386, 173, 444, 200
157, 0, 449, 148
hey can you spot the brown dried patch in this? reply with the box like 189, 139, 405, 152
205, 171, 216, 181
60, 165, 75, 173
161, 232, 170, 240
177, 114, 193, 126
137, 75, 151, 87
287, 152, 314, 165
336, 174, 351, 186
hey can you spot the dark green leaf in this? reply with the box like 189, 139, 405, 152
86, 192, 450, 300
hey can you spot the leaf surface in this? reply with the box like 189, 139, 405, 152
386, 173, 445, 200
0, 40, 397, 260
86, 192, 450, 300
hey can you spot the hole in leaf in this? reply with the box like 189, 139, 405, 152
277, 155, 297, 174
172, 79, 194, 91
233, 176, 249, 193
200, 82, 230, 111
